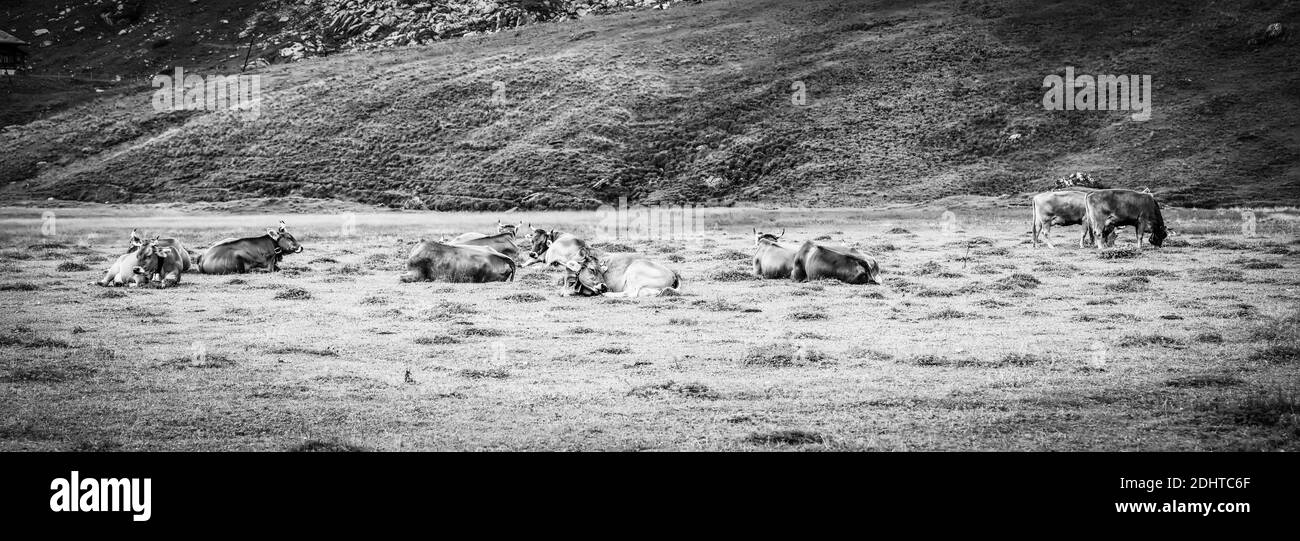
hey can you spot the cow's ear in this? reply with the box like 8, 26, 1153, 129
563, 260, 582, 272
267, 228, 281, 240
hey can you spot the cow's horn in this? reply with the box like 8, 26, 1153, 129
278, 220, 287, 231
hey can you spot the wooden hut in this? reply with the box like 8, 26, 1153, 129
0, 30, 30, 75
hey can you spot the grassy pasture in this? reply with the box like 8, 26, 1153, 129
0, 205, 1297, 451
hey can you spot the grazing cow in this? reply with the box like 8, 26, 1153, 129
98, 230, 193, 287
1085, 189, 1168, 250
790, 241, 881, 284
1031, 191, 1099, 249
752, 229, 795, 279
400, 240, 515, 283
196, 221, 304, 274
560, 238, 680, 297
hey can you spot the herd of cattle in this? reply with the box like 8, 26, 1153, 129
93, 188, 1168, 296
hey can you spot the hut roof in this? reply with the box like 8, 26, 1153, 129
0, 30, 29, 46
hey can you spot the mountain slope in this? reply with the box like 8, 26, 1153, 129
2, 0, 1298, 209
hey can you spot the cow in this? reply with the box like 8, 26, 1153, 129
133, 242, 189, 288
443, 220, 527, 262
521, 226, 563, 265
196, 221, 304, 274
790, 241, 881, 284
1031, 191, 1099, 249
98, 230, 193, 287
1084, 189, 1168, 250
446, 231, 522, 262
752, 228, 795, 279
559, 237, 680, 297
400, 240, 515, 283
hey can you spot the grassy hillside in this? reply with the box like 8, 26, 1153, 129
2, 0, 1298, 209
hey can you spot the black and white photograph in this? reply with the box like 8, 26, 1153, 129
1, 0, 1297, 497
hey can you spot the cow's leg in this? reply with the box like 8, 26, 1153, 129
1135, 220, 1147, 250
1040, 221, 1056, 249
1092, 218, 1108, 252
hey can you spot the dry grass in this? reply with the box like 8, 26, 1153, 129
0, 208, 1296, 451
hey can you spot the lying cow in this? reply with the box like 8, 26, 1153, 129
442, 220, 526, 262
559, 237, 680, 297
1085, 189, 1168, 250
196, 221, 304, 274
752, 229, 795, 279
400, 240, 515, 283
134, 242, 189, 288
98, 230, 193, 287
790, 241, 881, 284
1031, 191, 1099, 249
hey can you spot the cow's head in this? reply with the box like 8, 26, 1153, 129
754, 228, 784, 246
524, 227, 559, 264
856, 258, 882, 285
129, 237, 166, 282
266, 221, 304, 254
563, 249, 607, 295
1149, 225, 1168, 247
132, 244, 175, 281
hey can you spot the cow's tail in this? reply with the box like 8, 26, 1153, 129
193, 250, 205, 273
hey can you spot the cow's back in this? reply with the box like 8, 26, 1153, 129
198, 237, 260, 274
755, 243, 795, 278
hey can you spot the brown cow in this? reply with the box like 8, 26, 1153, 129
401, 240, 515, 283
1031, 190, 1099, 249
752, 229, 795, 279
790, 241, 881, 284
1085, 189, 1168, 250
98, 230, 193, 287
196, 221, 303, 274
446, 231, 522, 262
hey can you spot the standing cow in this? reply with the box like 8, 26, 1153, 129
196, 221, 304, 274
1031, 190, 1100, 249
1085, 189, 1168, 250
